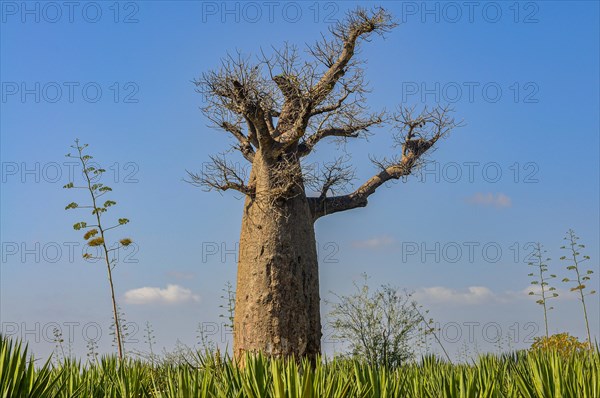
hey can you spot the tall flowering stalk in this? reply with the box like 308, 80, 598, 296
561, 229, 596, 348
527, 243, 558, 338
64, 140, 133, 359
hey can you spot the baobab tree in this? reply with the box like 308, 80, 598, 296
189, 7, 460, 361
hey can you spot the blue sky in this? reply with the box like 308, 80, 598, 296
1, 1, 599, 360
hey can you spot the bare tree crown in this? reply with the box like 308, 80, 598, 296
188, 7, 461, 220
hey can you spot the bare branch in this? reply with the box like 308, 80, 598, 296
393, 105, 462, 159
199, 105, 256, 162
262, 7, 396, 150
298, 112, 386, 156
220, 121, 255, 162
185, 155, 253, 196
309, 106, 460, 220
309, 7, 397, 107
260, 43, 316, 145
310, 89, 351, 116
304, 156, 355, 199
308, 163, 410, 219
195, 8, 395, 161
194, 52, 279, 153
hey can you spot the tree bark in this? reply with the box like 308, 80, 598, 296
233, 154, 321, 361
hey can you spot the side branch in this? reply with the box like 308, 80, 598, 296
247, 106, 279, 153
185, 155, 254, 196
221, 122, 255, 162
298, 114, 385, 157
308, 161, 412, 219
309, 106, 461, 220
309, 8, 396, 106
309, 90, 350, 116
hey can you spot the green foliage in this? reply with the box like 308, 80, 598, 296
2, 334, 599, 398
328, 274, 434, 368
73, 222, 87, 230
0, 335, 63, 398
87, 237, 105, 247
65, 202, 78, 210
84, 229, 99, 240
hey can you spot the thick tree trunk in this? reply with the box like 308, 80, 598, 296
233, 154, 321, 361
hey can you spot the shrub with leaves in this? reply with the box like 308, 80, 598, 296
530, 333, 591, 357
64, 139, 133, 359
328, 274, 434, 368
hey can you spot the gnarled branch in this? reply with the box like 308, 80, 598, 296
308, 161, 411, 219
309, 106, 460, 220
309, 7, 396, 107
221, 121, 255, 162
194, 52, 279, 154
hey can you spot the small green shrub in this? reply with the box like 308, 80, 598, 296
530, 332, 590, 356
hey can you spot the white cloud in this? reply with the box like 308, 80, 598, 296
466, 192, 512, 208
415, 286, 495, 305
123, 284, 200, 305
352, 235, 394, 249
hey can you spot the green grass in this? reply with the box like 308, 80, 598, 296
1, 335, 598, 398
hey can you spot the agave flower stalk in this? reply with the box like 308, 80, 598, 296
527, 243, 558, 338
561, 229, 596, 348
64, 140, 133, 360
